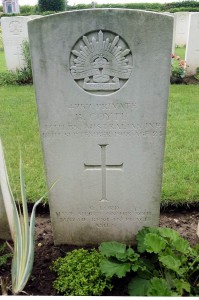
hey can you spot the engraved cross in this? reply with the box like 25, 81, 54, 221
84, 144, 123, 202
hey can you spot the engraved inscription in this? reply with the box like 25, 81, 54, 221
55, 206, 159, 229
70, 31, 133, 95
41, 101, 164, 139
9, 21, 22, 35
84, 144, 123, 202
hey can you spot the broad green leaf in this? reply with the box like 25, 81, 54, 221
99, 241, 128, 260
159, 255, 182, 273
100, 259, 131, 278
159, 227, 180, 242
173, 279, 190, 295
144, 233, 166, 254
147, 277, 174, 296
172, 237, 189, 254
128, 277, 150, 296
136, 227, 159, 253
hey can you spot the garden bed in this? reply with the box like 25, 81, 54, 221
0, 209, 199, 296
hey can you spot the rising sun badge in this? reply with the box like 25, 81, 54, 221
70, 30, 133, 95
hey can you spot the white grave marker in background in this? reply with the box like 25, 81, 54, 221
185, 13, 199, 75
174, 12, 190, 46
1, 16, 40, 71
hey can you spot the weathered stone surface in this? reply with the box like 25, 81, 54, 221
29, 9, 173, 245
185, 13, 199, 75
174, 12, 190, 46
1, 16, 40, 71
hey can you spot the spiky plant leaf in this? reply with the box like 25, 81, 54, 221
0, 138, 56, 295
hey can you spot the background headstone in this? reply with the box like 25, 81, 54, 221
29, 9, 173, 245
185, 13, 199, 75
1, 16, 40, 71
2, 0, 20, 14
174, 12, 190, 46
0, 188, 10, 240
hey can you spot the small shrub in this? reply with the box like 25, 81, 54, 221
0, 71, 18, 85
51, 248, 112, 296
170, 54, 186, 84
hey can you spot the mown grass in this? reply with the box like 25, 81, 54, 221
0, 85, 47, 202
0, 51, 7, 73
174, 46, 185, 60
162, 85, 199, 204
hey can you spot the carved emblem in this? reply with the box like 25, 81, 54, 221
9, 21, 22, 35
70, 31, 132, 94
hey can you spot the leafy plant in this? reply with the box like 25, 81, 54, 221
99, 227, 199, 296
0, 243, 12, 267
0, 139, 54, 295
51, 248, 112, 296
194, 67, 199, 80
171, 54, 186, 80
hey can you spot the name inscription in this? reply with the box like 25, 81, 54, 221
42, 101, 164, 138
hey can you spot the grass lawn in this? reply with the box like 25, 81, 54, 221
162, 85, 199, 205
174, 46, 186, 60
0, 50, 7, 73
0, 85, 47, 202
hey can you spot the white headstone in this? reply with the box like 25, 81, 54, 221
185, 13, 199, 75
174, 12, 190, 46
29, 9, 173, 245
2, 0, 20, 14
0, 188, 10, 240
1, 16, 40, 71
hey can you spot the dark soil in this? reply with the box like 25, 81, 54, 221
170, 75, 199, 85
1, 209, 199, 296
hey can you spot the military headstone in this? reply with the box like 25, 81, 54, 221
185, 13, 199, 75
29, 9, 173, 245
174, 12, 190, 46
1, 16, 40, 71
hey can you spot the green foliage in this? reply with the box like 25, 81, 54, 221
51, 249, 112, 296
0, 140, 50, 294
19, 5, 36, 14
194, 67, 199, 80
0, 28, 3, 51
0, 243, 12, 267
38, 0, 65, 12
99, 227, 199, 296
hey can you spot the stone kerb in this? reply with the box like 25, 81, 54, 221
185, 13, 199, 75
29, 9, 173, 245
1, 15, 40, 71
